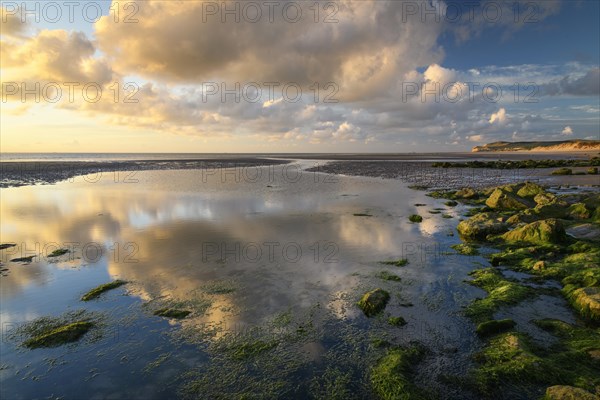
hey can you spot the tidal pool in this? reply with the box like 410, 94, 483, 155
0, 162, 577, 399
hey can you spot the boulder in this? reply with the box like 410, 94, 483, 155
545, 385, 598, 400
533, 261, 546, 271
486, 189, 532, 211
457, 213, 509, 240
568, 287, 600, 321
455, 188, 478, 199
534, 192, 557, 206
357, 289, 390, 317
506, 210, 539, 225
501, 219, 567, 245
567, 203, 591, 220
516, 182, 546, 198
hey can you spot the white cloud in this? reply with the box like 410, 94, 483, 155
489, 108, 507, 124
561, 126, 573, 136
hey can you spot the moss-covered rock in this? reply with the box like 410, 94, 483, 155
81, 280, 127, 301
501, 219, 567, 245
564, 287, 600, 321
506, 209, 540, 225
408, 214, 423, 223
551, 168, 573, 176
388, 316, 407, 327
455, 188, 478, 199
568, 203, 592, 220
457, 213, 509, 240
485, 188, 533, 211
154, 308, 191, 319
451, 243, 480, 255
516, 182, 546, 198
535, 192, 558, 206
476, 319, 516, 338
544, 385, 598, 400
23, 321, 93, 349
357, 289, 390, 317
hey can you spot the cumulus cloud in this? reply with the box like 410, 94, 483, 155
561, 126, 573, 136
489, 108, 507, 124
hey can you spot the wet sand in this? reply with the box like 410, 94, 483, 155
0, 158, 289, 188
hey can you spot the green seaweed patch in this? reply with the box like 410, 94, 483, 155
10, 255, 35, 263
201, 280, 237, 295
476, 319, 516, 338
24, 321, 93, 349
229, 339, 279, 360
376, 271, 402, 282
370, 346, 426, 400
451, 243, 480, 256
358, 289, 390, 317
154, 308, 191, 319
471, 332, 545, 393
388, 317, 407, 327
465, 269, 531, 322
408, 214, 423, 223
442, 214, 454, 219
309, 367, 354, 400
445, 200, 458, 207
48, 248, 69, 257
428, 210, 441, 214
81, 280, 127, 301
353, 213, 373, 217
414, 203, 427, 207
380, 259, 409, 267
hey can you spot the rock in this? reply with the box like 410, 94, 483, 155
566, 224, 600, 241
486, 189, 532, 211
455, 188, 478, 199
457, 213, 509, 240
516, 182, 545, 198
568, 287, 600, 321
533, 261, 546, 271
357, 289, 390, 317
501, 219, 567, 245
588, 349, 600, 361
545, 385, 598, 400
476, 319, 516, 337
568, 203, 592, 220
535, 202, 569, 219
534, 192, 557, 206
506, 210, 539, 225
551, 168, 573, 176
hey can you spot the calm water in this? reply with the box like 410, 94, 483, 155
0, 162, 574, 399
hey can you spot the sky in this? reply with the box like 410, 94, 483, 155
1, 0, 599, 153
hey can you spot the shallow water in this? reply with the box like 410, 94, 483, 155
0, 163, 578, 399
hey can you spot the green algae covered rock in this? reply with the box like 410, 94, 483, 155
565, 287, 600, 321
545, 385, 598, 400
501, 219, 567, 245
516, 182, 546, 198
357, 289, 390, 317
24, 321, 93, 349
457, 213, 509, 240
455, 188, 478, 199
534, 192, 558, 206
486, 189, 533, 211
568, 203, 592, 220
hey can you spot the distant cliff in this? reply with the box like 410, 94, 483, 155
472, 140, 600, 152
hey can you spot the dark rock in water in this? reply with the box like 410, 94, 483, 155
10, 256, 35, 263
154, 308, 191, 319
485, 188, 532, 211
0, 243, 16, 250
23, 321, 94, 349
545, 385, 598, 400
476, 319, 516, 337
48, 248, 69, 257
408, 214, 423, 223
501, 219, 567, 245
357, 289, 390, 317
457, 212, 509, 240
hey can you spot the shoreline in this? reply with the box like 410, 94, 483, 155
0, 158, 290, 188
